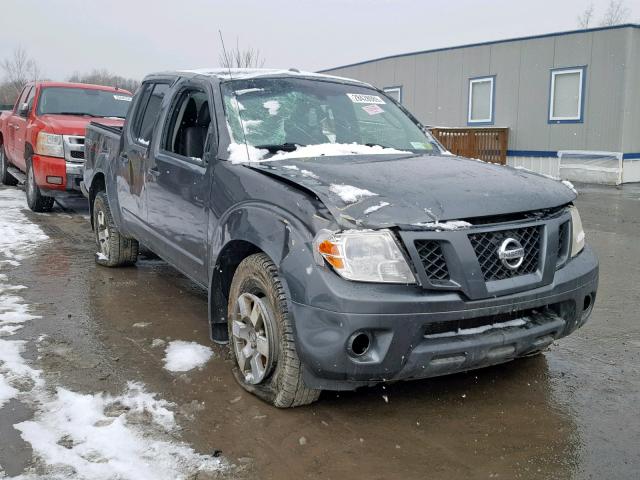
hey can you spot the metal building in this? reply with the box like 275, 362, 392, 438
321, 24, 640, 184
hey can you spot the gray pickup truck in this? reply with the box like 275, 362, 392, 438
83, 68, 598, 407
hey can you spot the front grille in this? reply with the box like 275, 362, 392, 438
70, 150, 84, 160
469, 226, 541, 281
557, 221, 570, 267
414, 240, 449, 282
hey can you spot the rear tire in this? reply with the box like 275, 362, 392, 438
228, 253, 321, 408
93, 191, 139, 267
25, 158, 54, 212
1, 144, 18, 186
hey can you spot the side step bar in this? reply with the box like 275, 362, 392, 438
7, 166, 26, 184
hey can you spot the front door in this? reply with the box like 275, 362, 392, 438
12, 86, 35, 171
6, 85, 31, 167
145, 81, 213, 285
118, 82, 169, 235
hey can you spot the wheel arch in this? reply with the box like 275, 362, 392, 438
208, 204, 315, 343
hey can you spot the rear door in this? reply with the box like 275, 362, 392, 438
145, 79, 214, 284
119, 81, 170, 235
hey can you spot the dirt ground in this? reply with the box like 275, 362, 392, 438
0, 183, 638, 479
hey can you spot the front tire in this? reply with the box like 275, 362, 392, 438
25, 158, 54, 212
93, 191, 139, 267
228, 253, 321, 408
0, 144, 18, 186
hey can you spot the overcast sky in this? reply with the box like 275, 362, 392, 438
0, 0, 638, 81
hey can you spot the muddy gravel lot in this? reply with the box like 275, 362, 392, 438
0, 183, 638, 479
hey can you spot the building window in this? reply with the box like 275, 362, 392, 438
467, 76, 495, 125
383, 86, 402, 103
549, 67, 585, 123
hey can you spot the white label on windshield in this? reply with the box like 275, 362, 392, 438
362, 104, 384, 115
346, 93, 386, 104
114, 95, 132, 101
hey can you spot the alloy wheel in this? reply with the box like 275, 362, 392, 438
231, 292, 274, 384
96, 209, 111, 258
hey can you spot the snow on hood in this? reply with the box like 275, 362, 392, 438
227, 142, 410, 164
245, 153, 577, 229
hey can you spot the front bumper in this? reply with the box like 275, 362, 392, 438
290, 245, 598, 391
32, 154, 83, 193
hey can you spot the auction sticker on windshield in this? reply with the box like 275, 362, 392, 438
114, 95, 132, 101
362, 104, 385, 115
347, 93, 386, 104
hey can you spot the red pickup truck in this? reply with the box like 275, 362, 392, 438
0, 81, 131, 211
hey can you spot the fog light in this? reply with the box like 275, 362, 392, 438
46, 176, 63, 185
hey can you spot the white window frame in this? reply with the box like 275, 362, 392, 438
383, 86, 402, 104
467, 76, 494, 125
549, 67, 585, 123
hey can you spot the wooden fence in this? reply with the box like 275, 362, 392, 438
430, 127, 509, 164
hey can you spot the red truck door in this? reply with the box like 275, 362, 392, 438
5, 86, 28, 163
9, 86, 35, 171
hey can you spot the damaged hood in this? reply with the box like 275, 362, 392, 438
246, 153, 576, 229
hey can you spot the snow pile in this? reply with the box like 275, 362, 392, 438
424, 318, 528, 339
163, 341, 214, 373
228, 142, 409, 164
14, 383, 222, 480
329, 184, 378, 204
412, 220, 472, 231
562, 180, 578, 194
227, 143, 268, 163
0, 189, 49, 264
364, 201, 390, 214
263, 100, 280, 115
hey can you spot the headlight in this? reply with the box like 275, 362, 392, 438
35, 132, 64, 158
569, 206, 585, 257
313, 229, 416, 284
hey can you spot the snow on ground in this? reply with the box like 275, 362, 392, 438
13, 383, 221, 480
163, 341, 214, 373
228, 142, 409, 164
0, 190, 49, 265
329, 184, 378, 204
0, 188, 224, 479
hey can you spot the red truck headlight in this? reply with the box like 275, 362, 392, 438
35, 132, 64, 158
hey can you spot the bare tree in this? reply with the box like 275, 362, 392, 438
1, 47, 42, 97
67, 69, 140, 93
218, 39, 265, 69
599, 0, 630, 26
578, 3, 595, 28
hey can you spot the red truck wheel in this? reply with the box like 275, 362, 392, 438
0, 144, 18, 186
25, 158, 54, 212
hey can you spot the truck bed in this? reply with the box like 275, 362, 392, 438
82, 121, 124, 198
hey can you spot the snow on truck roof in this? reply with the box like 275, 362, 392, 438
173, 68, 370, 85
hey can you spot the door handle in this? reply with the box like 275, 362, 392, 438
120, 153, 129, 164
148, 166, 160, 177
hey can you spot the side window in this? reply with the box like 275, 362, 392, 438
383, 86, 402, 104
24, 87, 36, 115
468, 76, 495, 125
131, 83, 169, 146
14, 86, 31, 114
162, 88, 211, 160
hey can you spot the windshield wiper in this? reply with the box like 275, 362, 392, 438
365, 142, 395, 149
52, 112, 100, 117
255, 143, 303, 152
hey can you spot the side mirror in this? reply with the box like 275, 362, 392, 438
18, 102, 29, 117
